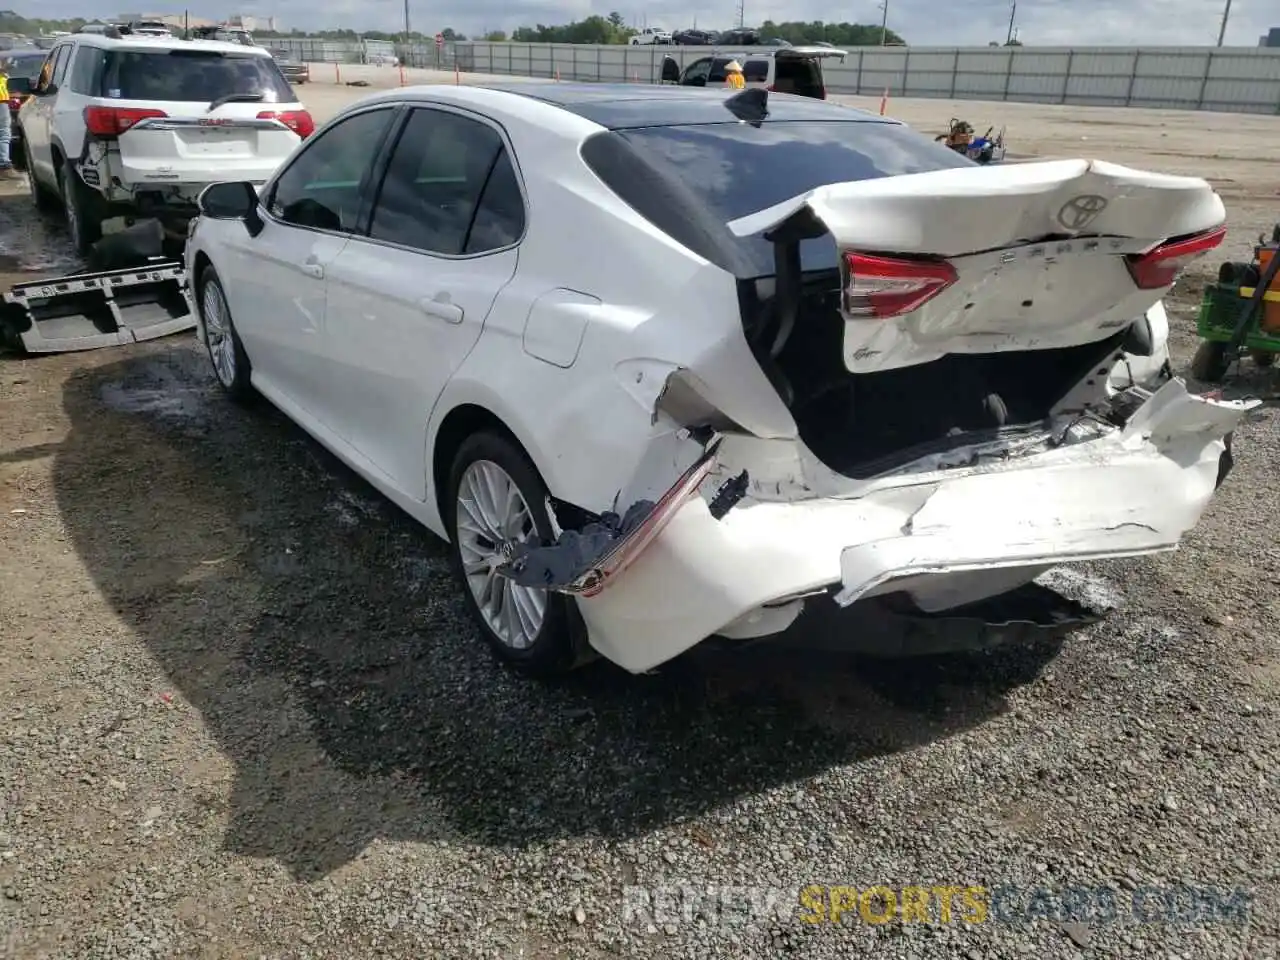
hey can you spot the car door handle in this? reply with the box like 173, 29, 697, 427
419, 294, 464, 324
300, 263, 324, 279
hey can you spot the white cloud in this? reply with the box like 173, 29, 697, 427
28, 0, 1277, 46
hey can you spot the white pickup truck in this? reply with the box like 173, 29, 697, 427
630, 27, 673, 45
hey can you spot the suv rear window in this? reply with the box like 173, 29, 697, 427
601, 119, 975, 275
3, 53, 49, 85
99, 49, 294, 103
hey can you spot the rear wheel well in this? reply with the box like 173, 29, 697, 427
192, 251, 213, 288
191, 252, 213, 329
432, 405, 526, 534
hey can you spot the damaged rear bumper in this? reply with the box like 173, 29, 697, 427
549, 380, 1254, 673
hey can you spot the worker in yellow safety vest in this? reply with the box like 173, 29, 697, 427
0, 59, 17, 178
724, 60, 745, 90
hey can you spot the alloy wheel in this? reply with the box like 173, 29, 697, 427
201, 281, 237, 387
455, 459, 547, 649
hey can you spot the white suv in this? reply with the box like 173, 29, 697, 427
17, 32, 312, 253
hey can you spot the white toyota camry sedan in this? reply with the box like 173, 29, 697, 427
185, 83, 1254, 676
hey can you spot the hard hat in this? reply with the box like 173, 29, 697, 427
725, 60, 743, 72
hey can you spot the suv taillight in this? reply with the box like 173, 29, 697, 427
842, 252, 958, 318
257, 109, 315, 138
83, 106, 167, 137
7, 96, 23, 110
1125, 226, 1227, 290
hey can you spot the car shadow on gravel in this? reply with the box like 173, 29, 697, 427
52, 345, 1063, 880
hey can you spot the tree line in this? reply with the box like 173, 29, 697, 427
0, 10, 904, 47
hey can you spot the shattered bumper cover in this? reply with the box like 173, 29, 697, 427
513, 380, 1253, 674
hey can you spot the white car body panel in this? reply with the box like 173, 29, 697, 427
113, 114, 300, 188
186, 85, 1253, 674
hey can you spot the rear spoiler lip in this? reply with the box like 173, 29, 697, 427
724, 158, 1226, 250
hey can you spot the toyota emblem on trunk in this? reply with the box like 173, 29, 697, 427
1057, 195, 1109, 230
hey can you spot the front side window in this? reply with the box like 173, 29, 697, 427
48, 45, 72, 88
98, 49, 294, 103
367, 107, 516, 256
267, 108, 396, 232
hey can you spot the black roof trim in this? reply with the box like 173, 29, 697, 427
482, 82, 895, 130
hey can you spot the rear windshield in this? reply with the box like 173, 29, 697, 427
773, 57, 822, 97
3, 54, 49, 84
99, 49, 293, 103
614, 119, 974, 273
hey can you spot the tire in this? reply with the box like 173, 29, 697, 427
10, 139, 26, 171
1189, 340, 1229, 383
57, 158, 104, 255
23, 139, 58, 212
446, 431, 588, 677
197, 267, 255, 403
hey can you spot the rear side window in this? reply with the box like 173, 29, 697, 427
368, 108, 509, 256
67, 46, 104, 94
602, 120, 975, 275
743, 60, 769, 82
98, 50, 294, 103
465, 150, 526, 254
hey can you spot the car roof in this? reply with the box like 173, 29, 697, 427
474, 82, 891, 130
59, 33, 271, 56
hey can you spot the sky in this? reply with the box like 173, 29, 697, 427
22, 0, 1277, 46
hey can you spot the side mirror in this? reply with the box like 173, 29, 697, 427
660, 56, 680, 83
198, 181, 264, 237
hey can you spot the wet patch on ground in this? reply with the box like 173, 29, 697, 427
0, 186, 82, 277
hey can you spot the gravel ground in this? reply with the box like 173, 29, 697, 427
1, 86, 1279, 959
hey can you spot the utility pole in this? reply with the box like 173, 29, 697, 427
879, 0, 889, 45
402, 0, 410, 67
735, 0, 745, 29
1216, 0, 1232, 46
1005, 0, 1017, 45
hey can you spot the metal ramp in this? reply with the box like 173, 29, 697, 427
0, 261, 195, 354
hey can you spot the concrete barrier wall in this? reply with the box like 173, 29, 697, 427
269, 39, 1280, 115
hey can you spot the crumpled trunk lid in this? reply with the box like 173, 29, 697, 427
728, 158, 1226, 374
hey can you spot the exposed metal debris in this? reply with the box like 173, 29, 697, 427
0, 218, 193, 354
499, 439, 742, 596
